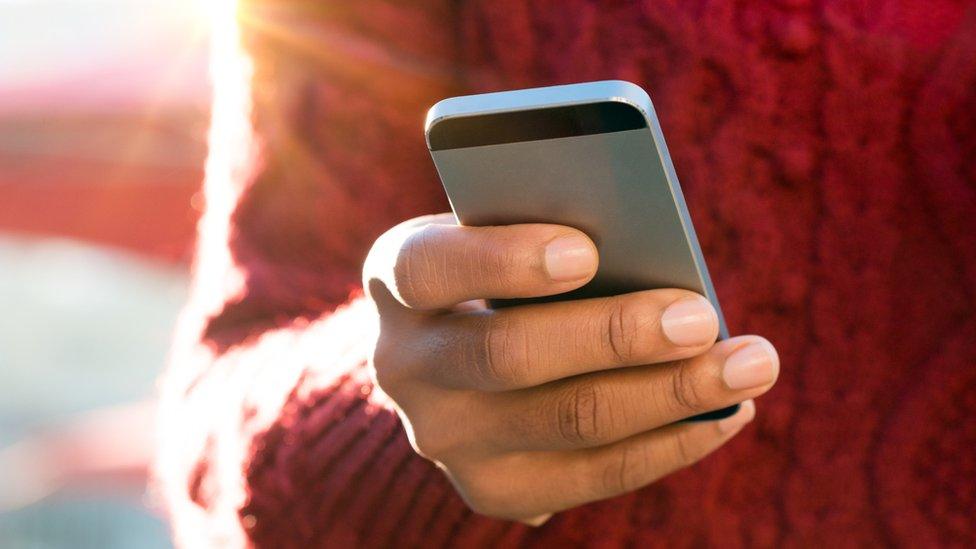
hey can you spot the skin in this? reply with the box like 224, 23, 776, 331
363, 213, 780, 524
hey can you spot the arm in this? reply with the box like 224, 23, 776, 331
153, 3, 470, 544
155, 299, 474, 547
154, 1, 776, 545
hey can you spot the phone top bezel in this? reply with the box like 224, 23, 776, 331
427, 101, 648, 150
425, 80, 654, 150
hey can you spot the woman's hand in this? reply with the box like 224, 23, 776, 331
363, 214, 779, 523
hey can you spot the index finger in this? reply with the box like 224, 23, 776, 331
363, 213, 599, 311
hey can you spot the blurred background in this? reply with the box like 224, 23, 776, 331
1, 0, 212, 546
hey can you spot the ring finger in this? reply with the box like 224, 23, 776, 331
476, 336, 778, 452
450, 401, 757, 521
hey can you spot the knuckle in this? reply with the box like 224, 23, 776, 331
370, 338, 411, 392
556, 380, 611, 446
601, 442, 653, 495
471, 314, 527, 388
668, 363, 708, 414
454, 468, 515, 519
465, 496, 514, 520
370, 359, 403, 394
602, 296, 656, 364
394, 226, 440, 307
407, 419, 456, 461
405, 396, 483, 463
462, 489, 508, 519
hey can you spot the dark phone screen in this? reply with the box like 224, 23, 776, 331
428, 101, 648, 150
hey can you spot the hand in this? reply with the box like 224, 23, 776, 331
363, 214, 779, 523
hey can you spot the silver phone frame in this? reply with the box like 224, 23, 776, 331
425, 80, 728, 339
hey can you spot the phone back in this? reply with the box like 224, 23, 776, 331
426, 80, 728, 339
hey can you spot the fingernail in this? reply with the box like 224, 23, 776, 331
660, 296, 718, 346
722, 340, 779, 390
544, 235, 597, 282
717, 399, 756, 433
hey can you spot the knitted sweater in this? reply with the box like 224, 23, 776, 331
155, 1, 976, 546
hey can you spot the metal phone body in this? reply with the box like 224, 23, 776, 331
425, 80, 735, 420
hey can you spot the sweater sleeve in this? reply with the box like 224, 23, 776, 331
152, 1, 521, 545
155, 298, 512, 547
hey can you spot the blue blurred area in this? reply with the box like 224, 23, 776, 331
0, 0, 210, 546
0, 237, 186, 548
0, 238, 186, 418
0, 1, 211, 546
0, 499, 171, 549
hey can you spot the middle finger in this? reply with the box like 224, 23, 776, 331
421, 288, 721, 391
480, 335, 779, 452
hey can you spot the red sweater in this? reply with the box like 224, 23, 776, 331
155, 1, 976, 546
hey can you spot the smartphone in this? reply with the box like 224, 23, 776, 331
425, 80, 737, 421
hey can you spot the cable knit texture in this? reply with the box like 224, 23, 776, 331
155, 0, 976, 547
